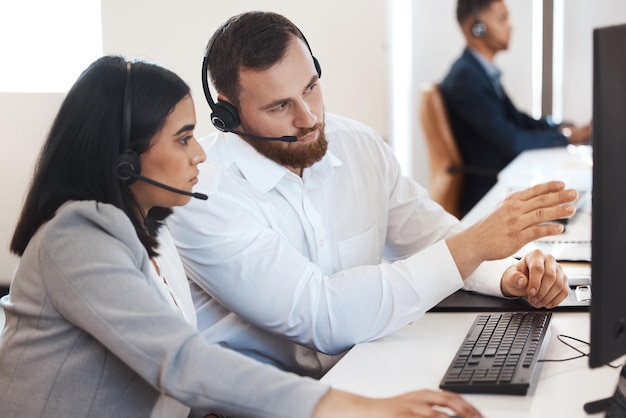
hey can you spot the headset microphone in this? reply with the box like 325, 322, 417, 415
116, 61, 208, 201
136, 174, 208, 200
228, 127, 297, 142
118, 164, 208, 200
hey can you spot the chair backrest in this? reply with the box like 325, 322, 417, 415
419, 83, 464, 218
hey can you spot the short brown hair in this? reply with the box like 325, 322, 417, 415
205, 11, 309, 108
456, 0, 500, 25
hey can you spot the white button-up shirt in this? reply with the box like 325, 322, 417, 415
168, 113, 513, 378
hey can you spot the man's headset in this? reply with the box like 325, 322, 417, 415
116, 61, 208, 200
469, 0, 488, 38
201, 19, 322, 143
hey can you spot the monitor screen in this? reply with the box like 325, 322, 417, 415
589, 22, 626, 368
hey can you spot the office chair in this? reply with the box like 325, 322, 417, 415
419, 83, 466, 218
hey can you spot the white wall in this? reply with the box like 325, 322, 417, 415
0, 93, 64, 285
101, 0, 389, 141
561, 0, 626, 123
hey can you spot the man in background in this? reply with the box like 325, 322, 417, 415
441, 0, 591, 216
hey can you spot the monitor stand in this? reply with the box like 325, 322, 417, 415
584, 364, 626, 415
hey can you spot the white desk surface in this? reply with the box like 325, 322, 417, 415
497, 145, 593, 191
321, 312, 621, 417
321, 147, 619, 417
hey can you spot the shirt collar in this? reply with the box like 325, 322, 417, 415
468, 48, 501, 81
223, 132, 342, 193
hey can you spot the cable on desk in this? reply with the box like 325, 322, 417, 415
538, 334, 621, 368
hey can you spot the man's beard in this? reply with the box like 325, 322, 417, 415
238, 120, 328, 169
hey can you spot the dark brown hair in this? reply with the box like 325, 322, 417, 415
205, 11, 309, 108
11, 56, 190, 257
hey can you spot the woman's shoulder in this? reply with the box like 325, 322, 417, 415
53, 201, 131, 231
41, 201, 140, 253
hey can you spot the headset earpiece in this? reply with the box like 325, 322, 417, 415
116, 149, 141, 185
472, 21, 488, 38
210, 100, 240, 132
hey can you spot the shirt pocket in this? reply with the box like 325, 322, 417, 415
337, 223, 381, 270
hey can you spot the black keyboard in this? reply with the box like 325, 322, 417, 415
439, 311, 552, 395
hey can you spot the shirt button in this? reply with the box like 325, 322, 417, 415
319, 239, 325, 247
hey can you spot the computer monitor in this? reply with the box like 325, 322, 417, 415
589, 22, 626, 369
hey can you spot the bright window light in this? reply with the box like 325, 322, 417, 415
552, 0, 565, 123
389, 0, 413, 176
0, 0, 102, 92
531, 0, 543, 119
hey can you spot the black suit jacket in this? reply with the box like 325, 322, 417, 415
440, 48, 568, 216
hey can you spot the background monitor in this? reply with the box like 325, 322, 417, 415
590, 22, 626, 368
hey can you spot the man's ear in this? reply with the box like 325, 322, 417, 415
216, 93, 233, 104
460, 19, 475, 40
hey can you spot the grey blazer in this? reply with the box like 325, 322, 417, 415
0, 201, 327, 418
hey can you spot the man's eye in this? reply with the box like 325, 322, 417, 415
270, 103, 288, 112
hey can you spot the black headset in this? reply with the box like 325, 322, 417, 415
201, 21, 322, 134
116, 61, 140, 185
469, 0, 488, 38
115, 61, 208, 199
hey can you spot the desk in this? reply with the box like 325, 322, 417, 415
320, 147, 620, 417
321, 312, 621, 417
